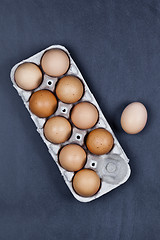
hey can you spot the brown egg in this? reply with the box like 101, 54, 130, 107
121, 102, 148, 134
29, 90, 57, 118
72, 169, 101, 197
59, 144, 86, 171
71, 102, 98, 129
44, 116, 71, 144
86, 128, 114, 155
15, 62, 42, 90
41, 49, 70, 77
56, 76, 84, 103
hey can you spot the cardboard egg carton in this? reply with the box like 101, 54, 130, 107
10, 45, 131, 202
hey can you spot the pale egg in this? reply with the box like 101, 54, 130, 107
121, 102, 147, 134
15, 62, 42, 90
41, 48, 70, 77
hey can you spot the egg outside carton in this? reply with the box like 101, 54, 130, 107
10, 45, 131, 202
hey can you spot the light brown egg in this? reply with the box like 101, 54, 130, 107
72, 169, 101, 197
86, 128, 114, 155
71, 102, 98, 129
15, 62, 42, 90
121, 102, 148, 134
56, 76, 84, 103
59, 144, 86, 171
44, 116, 71, 144
41, 49, 70, 77
29, 90, 57, 118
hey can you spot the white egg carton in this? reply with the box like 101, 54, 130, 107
10, 45, 131, 202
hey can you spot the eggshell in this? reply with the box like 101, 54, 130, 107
44, 116, 72, 144
59, 144, 86, 171
29, 90, 57, 118
41, 49, 70, 77
15, 62, 42, 90
56, 75, 84, 103
121, 102, 147, 134
71, 102, 98, 129
86, 128, 114, 155
72, 169, 101, 197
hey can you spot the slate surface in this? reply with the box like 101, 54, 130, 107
0, 0, 159, 239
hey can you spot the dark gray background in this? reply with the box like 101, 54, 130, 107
0, 0, 160, 239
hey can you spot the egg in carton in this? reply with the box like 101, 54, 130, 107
10, 45, 131, 202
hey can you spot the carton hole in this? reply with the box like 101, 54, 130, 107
76, 135, 81, 140
61, 107, 67, 113
47, 80, 53, 86
90, 161, 97, 168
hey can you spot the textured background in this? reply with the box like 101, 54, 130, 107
0, 0, 160, 239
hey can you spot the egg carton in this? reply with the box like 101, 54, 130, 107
10, 45, 131, 202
